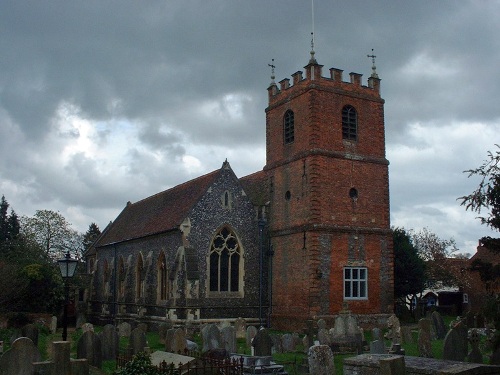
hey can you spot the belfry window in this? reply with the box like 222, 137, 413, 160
344, 267, 367, 299
209, 226, 242, 294
342, 105, 357, 141
283, 110, 295, 144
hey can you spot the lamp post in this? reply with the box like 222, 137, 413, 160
57, 251, 78, 341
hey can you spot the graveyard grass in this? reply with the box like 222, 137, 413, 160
0, 317, 492, 374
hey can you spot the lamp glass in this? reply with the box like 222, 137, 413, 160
58, 253, 78, 278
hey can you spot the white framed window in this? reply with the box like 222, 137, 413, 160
344, 267, 367, 299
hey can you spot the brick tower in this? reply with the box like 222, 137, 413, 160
264, 52, 393, 330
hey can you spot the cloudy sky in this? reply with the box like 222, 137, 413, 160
1, 1, 499, 255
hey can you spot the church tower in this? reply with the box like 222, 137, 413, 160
264, 52, 393, 330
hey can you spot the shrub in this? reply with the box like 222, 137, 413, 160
114, 352, 161, 375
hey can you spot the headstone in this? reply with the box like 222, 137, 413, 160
50, 316, 58, 334
76, 330, 102, 368
331, 311, 362, 352
282, 333, 295, 353
118, 321, 132, 337
202, 324, 223, 352
165, 328, 176, 352
417, 318, 433, 358
0, 337, 41, 375
317, 319, 331, 346
370, 339, 386, 354
431, 311, 446, 339
245, 325, 258, 348
221, 326, 236, 353
302, 335, 311, 353
252, 328, 273, 356
159, 323, 169, 345
129, 327, 148, 355
292, 332, 301, 351
442, 322, 467, 361
385, 314, 401, 346
467, 328, 483, 363
372, 327, 381, 341
270, 333, 283, 354
308, 345, 335, 375
76, 313, 86, 329
172, 328, 187, 354
20, 323, 39, 346
234, 318, 247, 339
401, 326, 413, 344
379, 355, 405, 375
81, 322, 94, 333
99, 324, 119, 361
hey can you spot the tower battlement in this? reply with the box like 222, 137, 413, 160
267, 60, 381, 106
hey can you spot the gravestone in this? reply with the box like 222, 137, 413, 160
372, 327, 381, 341
234, 318, 246, 339
246, 325, 258, 348
270, 333, 283, 354
317, 319, 331, 345
282, 333, 295, 353
77, 330, 102, 368
0, 337, 41, 375
370, 340, 386, 354
401, 326, 413, 344
467, 328, 483, 363
252, 328, 273, 356
21, 323, 39, 346
129, 327, 148, 355
34, 341, 89, 375
50, 316, 58, 334
221, 326, 236, 353
165, 328, 176, 352
417, 318, 433, 358
202, 324, 223, 352
159, 323, 169, 345
431, 311, 446, 339
118, 321, 132, 337
99, 324, 119, 361
76, 313, 86, 329
308, 345, 335, 375
172, 328, 187, 354
385, 314, 401, 346
442, 321, 467, 361
331, 311, 362, 352
81, 322, 94, 333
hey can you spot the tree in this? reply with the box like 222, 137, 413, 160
459, 144, 500, 252
393, 227, 426, 315
83, 222, 101, 254
412, 228, 469, 289
21, 210, 82, 260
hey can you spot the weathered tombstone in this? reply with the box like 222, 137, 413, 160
118, 321, 132, 337
379, 355, 405, 375
282, 333, 295, 353
50, 316, 58, 334
417, 318, 433, 358
401, 326, 413, 344
221, 326, 236, 353
302, 335, 311, 353
234, 318, 246, 339
75, 313, 86, 329
370, 340, 386, 354
165, 328, 176, 352
292, 332, 301, 351
0, 337, 41, 375
431, 311, 446, 339
81, 322, 94, 333
77, 330, 102, 368
331, 311, 362, 352
442, 322, 467, 361
245, 325, 258, 348
385, 314, 401, 346
317, 319, 331, 345
21, 323, 39, 346
270, 333, 283, 354
99, 324, 119, 361
158, 322, 170, 345
202, 324, 223, 352
308, 345, 335, 375
172, 328, 187, 354
252, 328, 273, 356
372, 327, 381, 341
467, 328, 483, 363
129, 327, 148, 355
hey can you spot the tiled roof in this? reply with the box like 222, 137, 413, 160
239, 170, 268, 206
95, 169, 220, 247
470, 245, 500, 265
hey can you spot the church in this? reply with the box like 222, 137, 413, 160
85, 49, 393, 330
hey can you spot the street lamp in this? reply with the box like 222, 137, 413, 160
57, 251, 78, 341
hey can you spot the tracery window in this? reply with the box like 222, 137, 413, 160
158, 252, 168, 301
209, 226, 242, 294
342, 105, 357, 141
136, 254, 144, 299
283, 110, 295, 144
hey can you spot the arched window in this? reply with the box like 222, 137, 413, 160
209, 226, 242, 294
136, 254, 144, 299
342, 105, 357, 141
283, 110, 295, 144
103, 259, 110, 297
157, 252, 168, 301
118, 256, 125, 299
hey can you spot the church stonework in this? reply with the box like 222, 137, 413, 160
86, 54, 393, 330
